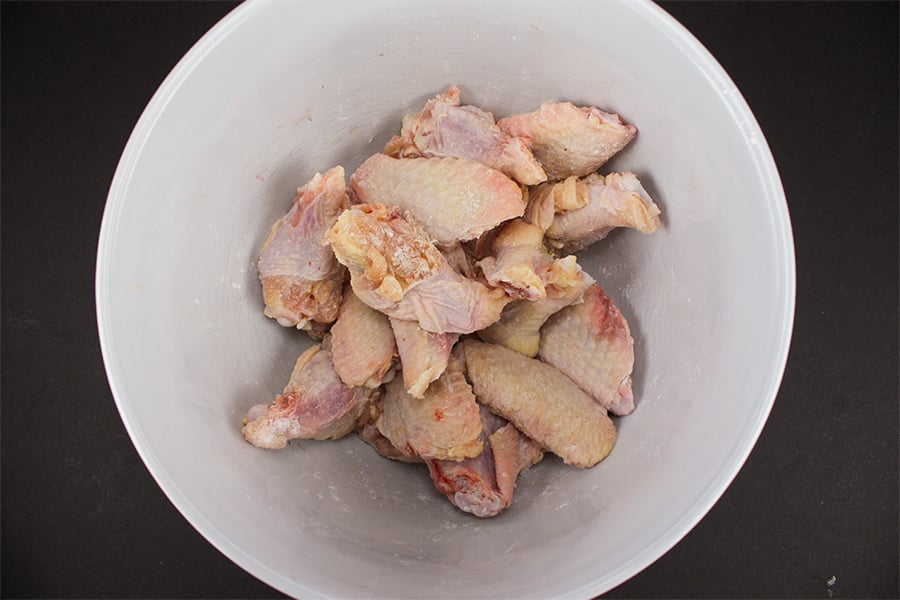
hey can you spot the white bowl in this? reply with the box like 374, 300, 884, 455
96, 0, 795, 597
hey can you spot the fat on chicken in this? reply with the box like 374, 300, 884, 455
323, 203, 510, 334
478, 255, 592, 357
257, 166, 349, 329
538, 283, 636, 416
329, 290, 396, 388
242, 345, 372, 449
476, 219, 549, 301
497, 101, 636, 181
524, 174, 588, 234
542, 172, 661, 253
350, 153, 525, 245
384, 85, 547, 185
461, 339, 616, 468
427, 405, 544, 518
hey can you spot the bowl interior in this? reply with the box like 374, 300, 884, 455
97, 1, 794, 597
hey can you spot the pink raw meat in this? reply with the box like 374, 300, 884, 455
538, 283, 636, 416
498, 101, 636, 180
350, 153, 525, 245
384, 85, 547, 185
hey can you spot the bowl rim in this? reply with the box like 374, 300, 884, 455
95, 0, 796, 597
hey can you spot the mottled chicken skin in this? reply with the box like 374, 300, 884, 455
478, 255, 592, 357
350, 153, 525, 245
377, 355, 483, 461
323, 203, 509, 334
329, 290, 396, 389
384, 85, 547, 185
525, 174, 586, 234
461, 339, 616, 468
539, 283, 636, 416
542, 172, 661, 253
242, 345, 372, 449
498, 101, 637, 181
257, 166, 349, 329
427, 405, 543, 518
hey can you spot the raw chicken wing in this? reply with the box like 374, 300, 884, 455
350, 153, 525, 245
377, 356, 483, 461
476, 219, 548, 301
357, 422, 423, 463
356, 399, 422, 463
427, 405, 543, 518
538, 283, 636, 415
461, 339, 616, 468
323, 203, 509, 334
384, 85, 547, 185
242, 345, 372, 449
524, 174, 588, 233
390, 317, 459, 398
497, 102, 636, 180
257, 166, 349, 329
478, 255, 592, 357
544, 172, 661, 253
329, 290, 396, 388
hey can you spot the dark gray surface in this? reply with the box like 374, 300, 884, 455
1, 1, 897, 598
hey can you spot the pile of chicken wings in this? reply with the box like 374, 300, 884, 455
242, 86, 661, 517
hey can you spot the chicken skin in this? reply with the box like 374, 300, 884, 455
242, 345, 372, 449
384, 85, 547, 185
461, 339, 616, 468
329, 290, 396, 389
350, 153, 525, 245
497, 101, 637, 181
478, 255, 592, 357
257, 166, 349, 329
542, 172, 661, 253
323, 203, 509, 334
389, 317, 459, 399
524, 174, 586, 234
355, 397, 422, 464
245, 92, 660, 517
377, 355, 483, 461
539, 283, 636, 416
427, 405, 543, 518
476, 219, 549, 301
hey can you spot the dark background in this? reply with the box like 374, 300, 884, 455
2, 1, 897, 598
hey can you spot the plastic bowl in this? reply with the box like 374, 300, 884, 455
96, 1, 795, 597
